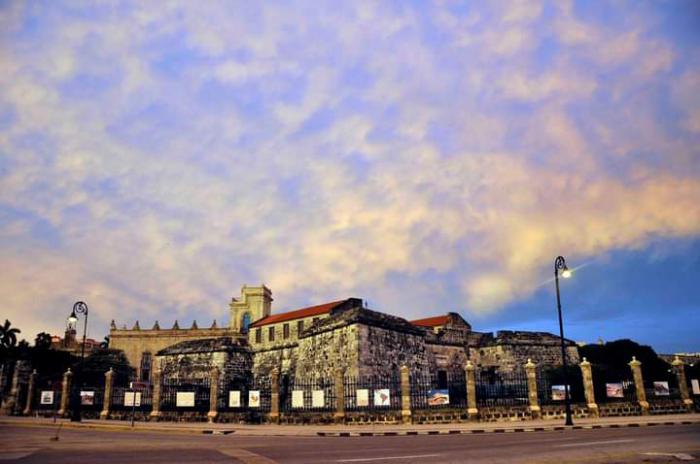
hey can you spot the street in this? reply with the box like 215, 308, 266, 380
1, 424, 699, 463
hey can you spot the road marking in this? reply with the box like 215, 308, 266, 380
336, 454, 441, 462
0, 448, 39, 460
643, 452, 695, 461
219, 448, 278, 463
555, 439, 636, 448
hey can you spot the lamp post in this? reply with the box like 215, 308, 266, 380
67, 301, 89, 422
554, 256, 573, 426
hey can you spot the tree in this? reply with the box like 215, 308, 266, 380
0, 319, 20, 349
100, 336, 110, 349
34, 332, 52, 350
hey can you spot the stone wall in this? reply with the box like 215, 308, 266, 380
474, 331, 580, 372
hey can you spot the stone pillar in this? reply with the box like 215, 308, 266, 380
400, 365, 412, 424
0, 362, 24, 415
149, 368, 162, 420
524, 359, 541, 419
464, 361, 479, 420
629, 356, 649, 415
58, 368, 72, 417
208, 367, 220, 423
269, 369, 280, 424
100, 368, 114, 420
333, 369, 346, 424
22, 370, 37, 416
672, 356, 693, 409
579, 358, 599, 418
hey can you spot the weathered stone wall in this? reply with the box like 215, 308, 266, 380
295, 325, 360, 378
248, 314, 331, 351
357, 325, 430, 377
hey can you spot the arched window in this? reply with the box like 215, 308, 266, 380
241, 313, 252, 332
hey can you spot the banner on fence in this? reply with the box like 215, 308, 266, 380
176, 392, 195, 407
40, 391, 54, 405
653, 381, 670, 396
692, 379, 700, 395
292, 390, 304, 408
249, 390, 260, 408
374, 389, 390, 406
124, 391, 141, 407
428, 389, 450, 406
551, 385, 569, 401
228, 391, 241, 408
605, 383, 624, 398
357, 389, 369, 407
312, 390, 325, 408
80, 391, 95, 405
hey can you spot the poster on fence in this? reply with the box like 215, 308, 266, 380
374, 389, 391, 407
40, 391, 54, 405
229, 391, 241, 408
428, 389, 450, 406
312, 390, 325, 408
653, 381, 670, 396
606, 383, 624, 398
249, 390, 260, 408
692, 379, 700, 395
176, 392, 195, 407
356, 389, 369, 407
124, 391, 142, 407
80, 391, 95, 405
551, 385, 569, 401
292, 390, 304, 408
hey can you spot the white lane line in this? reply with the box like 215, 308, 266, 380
336, 454, 441, 462
643, 452, 694, 461
555, 439, 636, 448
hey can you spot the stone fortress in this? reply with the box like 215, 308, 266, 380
110, 285, 579, 385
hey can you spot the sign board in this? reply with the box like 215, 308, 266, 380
176, 392, 195, 407
124, 391, 142, 407
356, 389, 369, 407
692, 379, 700, 395
80, 391, 95, 405
130, 381, 149, 390
653, 381, 670, 396
249, 390, 260, 408
605, 383, 624, 398
228, 391, 241, 408
312, 390, 325, 408
374, 389, 391, 407
428, 389, 450, 406
551, 385, 569, 401
40, 391, 54, 405
292, 390, 304, 408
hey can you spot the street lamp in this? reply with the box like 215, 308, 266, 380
68, 301, 89, 422
554, 256, 573, 426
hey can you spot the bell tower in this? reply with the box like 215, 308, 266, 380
229, 284, 273, 332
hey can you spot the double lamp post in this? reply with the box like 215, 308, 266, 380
67, 301, 89, 422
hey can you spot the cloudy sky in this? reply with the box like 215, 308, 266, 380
1, 1, 699, 353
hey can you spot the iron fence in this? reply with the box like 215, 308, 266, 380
160, 378, 210, 412
476, 368, 529, 407
344, 374, 402, 411
537, 366, 585, 405
591, 364, 636, 403
281, 376, 336, 412
410, 370, 467, 410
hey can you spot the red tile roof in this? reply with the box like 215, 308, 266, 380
410, 315, 450, 327
249, 300, 347, 327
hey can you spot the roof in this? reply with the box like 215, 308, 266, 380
249, 300, 348, 328
304, 306, 423, 337
410, 315, 450, 328
156, 337, 244, 355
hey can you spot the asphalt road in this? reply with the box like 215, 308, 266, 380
1, 424, 699, 463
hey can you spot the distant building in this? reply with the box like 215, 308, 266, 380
50, 326, 98, 354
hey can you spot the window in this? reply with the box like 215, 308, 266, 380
437, 370, 448, 389
241, 313, 252, 333
297, 320, 304, 335
268, 326, 275, 342
313, 317, 320, 325
283, 323, 290, 339
255, 328, 262, 343
140, 352, 152, 382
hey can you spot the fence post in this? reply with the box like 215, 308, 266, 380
149, 367, 162, 420
22, 369, 37, 416
269, 369, 280, 424
628, 356, 649, 415
208, 367, 219, 423
464, 361, 479, 420
58, 368, 72, 417
524, 359, 540, 419
334, 368, 345, 424
579, 358, 598, 418
672, 356, 693, 410
0, 361, 24, 415
400, 365, 412, 424
100, 368, 114, 420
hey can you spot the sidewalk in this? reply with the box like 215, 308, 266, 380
2, 413, 699, 437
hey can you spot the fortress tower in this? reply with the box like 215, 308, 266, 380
229, 285, 273, 332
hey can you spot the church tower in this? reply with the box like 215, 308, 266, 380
229, 285, 273, 333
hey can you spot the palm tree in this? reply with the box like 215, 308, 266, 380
0, 320, 20, 349
34, 332, 53, 350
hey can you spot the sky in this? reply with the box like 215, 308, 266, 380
1, 0, 699, 354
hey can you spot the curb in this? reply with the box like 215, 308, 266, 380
316, 420, 698, 437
